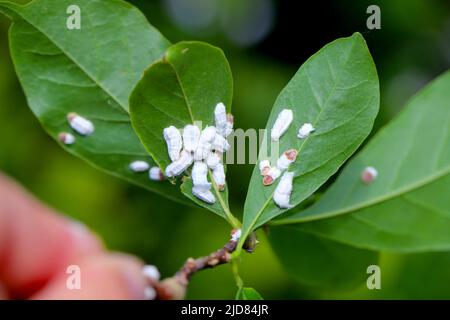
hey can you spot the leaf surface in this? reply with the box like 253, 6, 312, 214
275, 70, 450, 252
236, 287, 264, 300
0, 0, 189, 203
269, 226, 378, 288
130, 41, 234, 221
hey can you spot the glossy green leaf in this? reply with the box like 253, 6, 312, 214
275, 70, 450, 252
0, 0, 190, 203
268, 226, 378, 288
236, 287, 264, 300
376, 252, 450, 299
130, 41, 234, 222
240, 33, 379, 243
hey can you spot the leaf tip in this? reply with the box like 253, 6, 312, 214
350, 31, 366, 43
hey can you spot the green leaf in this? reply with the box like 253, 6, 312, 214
268, 226, 378, 288
376, 252, 450, 299
240, 33, 379, 244
274, 70, 450, 252
130, 41, 235, 223
236, 287, 264, 300
0, 0, 189, 203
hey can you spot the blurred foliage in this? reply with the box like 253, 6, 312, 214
1, 0, 450, 299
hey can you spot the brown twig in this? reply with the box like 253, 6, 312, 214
174, 235, 238, 286
148, 229, 256, 300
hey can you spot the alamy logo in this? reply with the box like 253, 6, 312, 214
66, 265, 81, 290
66, 5, 81, 30
366, 5, 381, 30
366, 265, 381, 290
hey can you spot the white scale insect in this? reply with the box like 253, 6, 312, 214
192, 161, 211, 191
262, 149, 298, 185
191, 161, 215, 203
129, 160, 150, 173
215, 102, 228, 136
205, 152, 221, 170
163, 126, 183, 162
225, 114, 234, 137
182, 124, 201, 153
361, 166, 378, 184
58, 132, 76, 145
142, 265, 160, 300
276, 149, 298, 170
67, 112, 94, 136
192, 187, 216, 204
144, 287, 157, 300
259, 160, 271, 176
165, 150, 193, 177
194, 126, 216, 161
149, 166, 165, 181
297, 123, 315, 139
273, 171, 294, 209
231, 229, 242, 242
142, 265, 160, 281
212, 134, 230, 152
271, 109, 293, 141
214, 102, 234, 137
263, 167, 281, 186
159, 103, 233, 204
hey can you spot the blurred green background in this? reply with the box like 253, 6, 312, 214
1, 0, 450, 299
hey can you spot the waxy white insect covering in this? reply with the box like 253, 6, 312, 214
231, 229, 242, 242
263, 167, 281, 186
160, 103, 233, 204
67, 113, 95, 136
214, 102, 228, 136
165, 150, 193, 177
142, 265, 161, 281
205, 152, 221, 170
277, 149, 298, 171
297, 123, 315, 139
129, 160, 150, 173
58, 132, 76, 145
361, 166, 378, 184
142, 265, 159, 300
149, 166, 165, 181
212, 134, 230, 152
192, 187, 216, 204
144, 287, 157, 300
225, 114, 234, 137
192, 161, 211, 191
212, 163, 226, 191
259, 160, 271, 176
194, 126, 217, 160
271, 109, 293, 141
182, 124, 201, 153
163, 126, 183, 162
273, 172, 294, 209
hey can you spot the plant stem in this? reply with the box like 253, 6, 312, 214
232, 234, 247, 259
231, 260, 243, 299
152, 230, 240, 299
208, 170, 241, 229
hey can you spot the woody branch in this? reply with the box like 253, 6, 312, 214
145, 229, 257, 300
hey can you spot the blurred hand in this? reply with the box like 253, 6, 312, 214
0, 173, 149, 300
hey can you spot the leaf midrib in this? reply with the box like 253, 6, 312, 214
273, 167, 450, 225
165, 59, 195, 122
164, 58, 232, 220
274, 96, 450, 225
